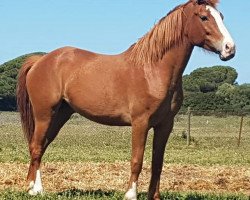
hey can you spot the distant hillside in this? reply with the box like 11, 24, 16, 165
0, 52, 46, 110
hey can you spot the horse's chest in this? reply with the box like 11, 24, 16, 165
148, 89, 175, 125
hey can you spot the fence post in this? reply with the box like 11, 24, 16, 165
187, 107, 191, 146
237, 115, 244, 147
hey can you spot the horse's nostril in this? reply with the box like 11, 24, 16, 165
224, 42, 236, 54
225, 43, 230, 50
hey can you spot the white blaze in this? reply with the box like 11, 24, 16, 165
206, 5, 234, 47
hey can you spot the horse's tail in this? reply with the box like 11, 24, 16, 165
17, 55, 44, 142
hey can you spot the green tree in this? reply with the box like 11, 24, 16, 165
183, 66, 238, 93
182, 66, 250, 114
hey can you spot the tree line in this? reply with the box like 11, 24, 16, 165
0, 53, 249, 115
182, 66, 250, 115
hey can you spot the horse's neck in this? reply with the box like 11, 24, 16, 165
145, 41, 194, 89
161, 41, 193, 79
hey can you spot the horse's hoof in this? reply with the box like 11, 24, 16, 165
28, 189, 41, 196
27, 181, 43, 196
28, 188, 43, 196
153, 193, 161, 200
124, 182, 137, 200
124, 194, 137, 200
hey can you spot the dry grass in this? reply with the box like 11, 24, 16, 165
1, 162, 249, 195
0, 112, 249, 198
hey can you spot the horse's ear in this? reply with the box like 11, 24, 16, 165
189, 0, 207, 6
196, 0, 206, 5
193, 0, 219, 7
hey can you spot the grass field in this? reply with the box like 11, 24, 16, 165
0, 190, 249, 200
0, 112, 249, 199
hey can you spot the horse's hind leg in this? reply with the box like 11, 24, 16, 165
27, 110, 52, 195
44, 101, 74, 149
27, 101, 73, 195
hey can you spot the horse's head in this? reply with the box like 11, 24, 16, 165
184, 0, 235, 61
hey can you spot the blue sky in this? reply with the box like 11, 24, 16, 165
0, 0, 249, 84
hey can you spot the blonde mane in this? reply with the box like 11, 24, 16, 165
128, 5, 185, 65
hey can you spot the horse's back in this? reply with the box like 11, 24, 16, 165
24, 47, 96, 112
25, 46, 132, 125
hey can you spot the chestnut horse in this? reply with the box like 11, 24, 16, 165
17, 0, 235, 199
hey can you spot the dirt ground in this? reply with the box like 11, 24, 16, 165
0, 162, 249, 195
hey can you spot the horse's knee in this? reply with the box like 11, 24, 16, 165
30, 150, 43, 165
131, 159, 143, 174
29, 140, 44, 157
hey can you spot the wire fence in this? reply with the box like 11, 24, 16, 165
0, 111, 249, 148
174, 107, 250, 147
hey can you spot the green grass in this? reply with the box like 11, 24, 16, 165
0, 112, 249, 199
0, 190, 248, 200
0, 112, 249, 166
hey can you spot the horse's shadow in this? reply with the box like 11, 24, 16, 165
56, 189, 228, 200
57, 188, 147, 199
57, 188, 117, 197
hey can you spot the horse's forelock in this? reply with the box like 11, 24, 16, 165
209, 0, 219, 7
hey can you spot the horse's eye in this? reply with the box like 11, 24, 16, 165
220, 13, 224, 20
200, 15, 208, 21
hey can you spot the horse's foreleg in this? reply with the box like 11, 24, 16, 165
124, 118, 149, 200
148, 119, 174, 200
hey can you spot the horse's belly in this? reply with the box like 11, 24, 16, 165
65, 95, 131, 126
77, 110, 131, 126
70, 105, 131, 126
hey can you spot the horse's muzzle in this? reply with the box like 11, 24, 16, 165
219, 42, 236, 61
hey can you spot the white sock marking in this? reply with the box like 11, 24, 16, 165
28, 170, 43, 195
124, 182, 137, 200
